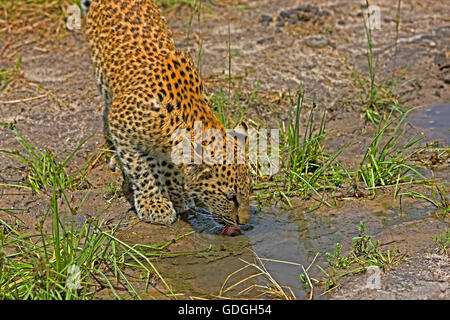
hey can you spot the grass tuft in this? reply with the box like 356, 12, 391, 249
0, 122, 94, 193
432, 229, 449, 254
353, 0, 411, 125
317, 221, 407, 292
253, 85, 350, 208
210, 80, 260, 129
0, 179, 177, 299
0, 56, 22, 90
357, 109, 426, 196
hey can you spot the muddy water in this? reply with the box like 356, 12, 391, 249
183, 198, 440, 299
407, 104, 450, 145
407, 103, 449, 182
154, 104, 449, 300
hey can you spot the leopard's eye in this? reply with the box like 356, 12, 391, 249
224, 191, 236, 201
225, 191, 236, 200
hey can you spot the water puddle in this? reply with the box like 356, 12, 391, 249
244, 200, 439, 299
174, 197, 441, 299
406, 103, 450, 144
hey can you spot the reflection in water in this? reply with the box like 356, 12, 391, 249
187, 199, 434, 299
239, 200, 434, 299
406, 104, 450, 144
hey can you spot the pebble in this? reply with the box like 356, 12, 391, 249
257, 36, 275, 45
259, 14, 273, 28
277, 5, 329, 26
305, 34, 329, 48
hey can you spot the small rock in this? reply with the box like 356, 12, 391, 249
297, 5, 319, 15
444, 74, 450, 84
258, 14, 273, 28
305, 34, 329, 48
257, 36, 275, 45
277, 5, 329, 27
279, 8, 298, 19
434, 52, 449, 70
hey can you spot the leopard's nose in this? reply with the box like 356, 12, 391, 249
237, 209, 250, 225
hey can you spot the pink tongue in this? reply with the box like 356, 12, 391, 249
221, 225, 241, 236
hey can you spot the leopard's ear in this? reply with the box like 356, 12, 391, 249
234, 121, 248, 135
183, 164, 211, 185
234, 121, 249, 148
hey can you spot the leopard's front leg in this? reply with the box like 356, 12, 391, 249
115, 145, 177, 225
108, 97, 177, 225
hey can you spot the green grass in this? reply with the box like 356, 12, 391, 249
103, 179, 123, 203
393, 0, 402, 56
0, 188, 177, 299
353, 68, 407, 125
432, 228, 449, 254
399, 182, 449, 218
0, 56, 22, 90
210, 80, 260, 129
0, 122, 183, 299
0, 122, 94, 193
354, 0, 411, 125
282, 87, 349, 197
252, 85, 350, 208
312, 221, 407, 292
357, 109, 426, 197
250, 88, 441, 215
254, 1, 426, 209
0, 175, 204, 300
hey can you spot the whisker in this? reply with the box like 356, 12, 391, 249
184, 196, 237, 228
192, 206, 235, 227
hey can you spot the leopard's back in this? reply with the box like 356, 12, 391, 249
86, 0, 174, 103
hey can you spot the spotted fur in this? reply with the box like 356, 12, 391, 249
85, 0, 251, 225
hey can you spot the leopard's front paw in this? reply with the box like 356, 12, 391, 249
135, 196, 177, 225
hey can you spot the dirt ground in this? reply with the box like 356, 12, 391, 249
0, 0, 449, 299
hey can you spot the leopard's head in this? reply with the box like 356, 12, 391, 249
183, 123, 251, 225
184, 163, 251, 225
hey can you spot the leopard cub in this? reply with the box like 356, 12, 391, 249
85, 0, 251, 225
